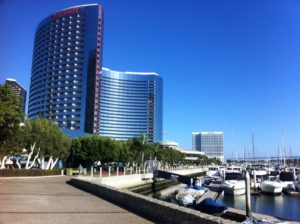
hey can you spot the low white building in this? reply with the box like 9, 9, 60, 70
160, 140, 205, 161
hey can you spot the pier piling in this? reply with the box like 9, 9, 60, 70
245, 172, 252, 217
253, 170, 257, 190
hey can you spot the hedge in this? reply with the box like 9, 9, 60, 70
0, 169, 62, 177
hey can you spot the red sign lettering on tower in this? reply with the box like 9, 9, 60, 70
51, 7, 79, 20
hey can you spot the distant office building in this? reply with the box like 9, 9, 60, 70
5, 78, 27, 115
192, 132, 224, 161
100, 68, 163, 143
28, 4, 103, 137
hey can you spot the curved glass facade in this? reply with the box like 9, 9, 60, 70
100, 68, 163, 143
28, 4, 103, 137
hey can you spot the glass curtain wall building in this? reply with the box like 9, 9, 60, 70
28, 4, 103, 137
192, 132, 224, 162
100, 68, 163, 143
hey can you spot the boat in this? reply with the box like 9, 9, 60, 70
206, 165, 221, 178
295, 181, 300, 192
222, 172, 245, 195
176, 191, 195, 206
279, 171, 295, 190
294, 174, 300, 192
226, 165, 244, 173
247, 164, 268, 176
260, 178, 283, 194
246, 165, 268, 189
194, 198, 228, 215
175, 186, 206, 206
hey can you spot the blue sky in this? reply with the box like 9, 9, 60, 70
1, 0, 300, 159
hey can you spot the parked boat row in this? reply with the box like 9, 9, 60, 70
205, 164, 300, 195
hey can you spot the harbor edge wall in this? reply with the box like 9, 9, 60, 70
69, 178, 237, 224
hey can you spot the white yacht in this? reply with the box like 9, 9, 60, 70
222, 172, 245, 195
226, 165, 244, 173
279, 171, 296, 189
249, 165, 268, 176
260, 176, 283, 194
206, 165, 225, 178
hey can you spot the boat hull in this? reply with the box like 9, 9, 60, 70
295, 182, 300, 192
223, 186, 245, 195
222, 180, 245, 195
260, 181, 283, 194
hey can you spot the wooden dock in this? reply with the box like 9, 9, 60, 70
196, 183, 222, 203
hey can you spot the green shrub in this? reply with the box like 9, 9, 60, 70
0, 169, 61, 177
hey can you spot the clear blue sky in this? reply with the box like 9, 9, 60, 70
1, 0, 300, 159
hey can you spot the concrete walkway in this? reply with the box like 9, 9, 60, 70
0, 176, 153, 224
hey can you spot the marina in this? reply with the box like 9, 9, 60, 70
63, 164, 300, 223
140, 164, 300, 223
144, 180, 300, 222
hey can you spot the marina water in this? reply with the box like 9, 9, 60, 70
216, 192, 300, 222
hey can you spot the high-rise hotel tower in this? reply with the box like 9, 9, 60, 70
28, 4, 163, 142
28, 4, 103, 137
100, 68, 163, 143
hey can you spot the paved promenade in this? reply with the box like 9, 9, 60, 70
0, 176, 152, 224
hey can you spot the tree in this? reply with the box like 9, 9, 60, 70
128, 134, 148, 165
0, 84, 23, 157
19, 118, 71, 169
69, 135, 124, 167
155, 146, 185, 165
196, 155, 222, 165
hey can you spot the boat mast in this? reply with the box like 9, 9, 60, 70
282, 134, 286, 167
290, 146, 293, 166
278, 144, 281, 166
252, 132, 255, 164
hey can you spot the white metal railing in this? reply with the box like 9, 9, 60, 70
89, 165, 207, 179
